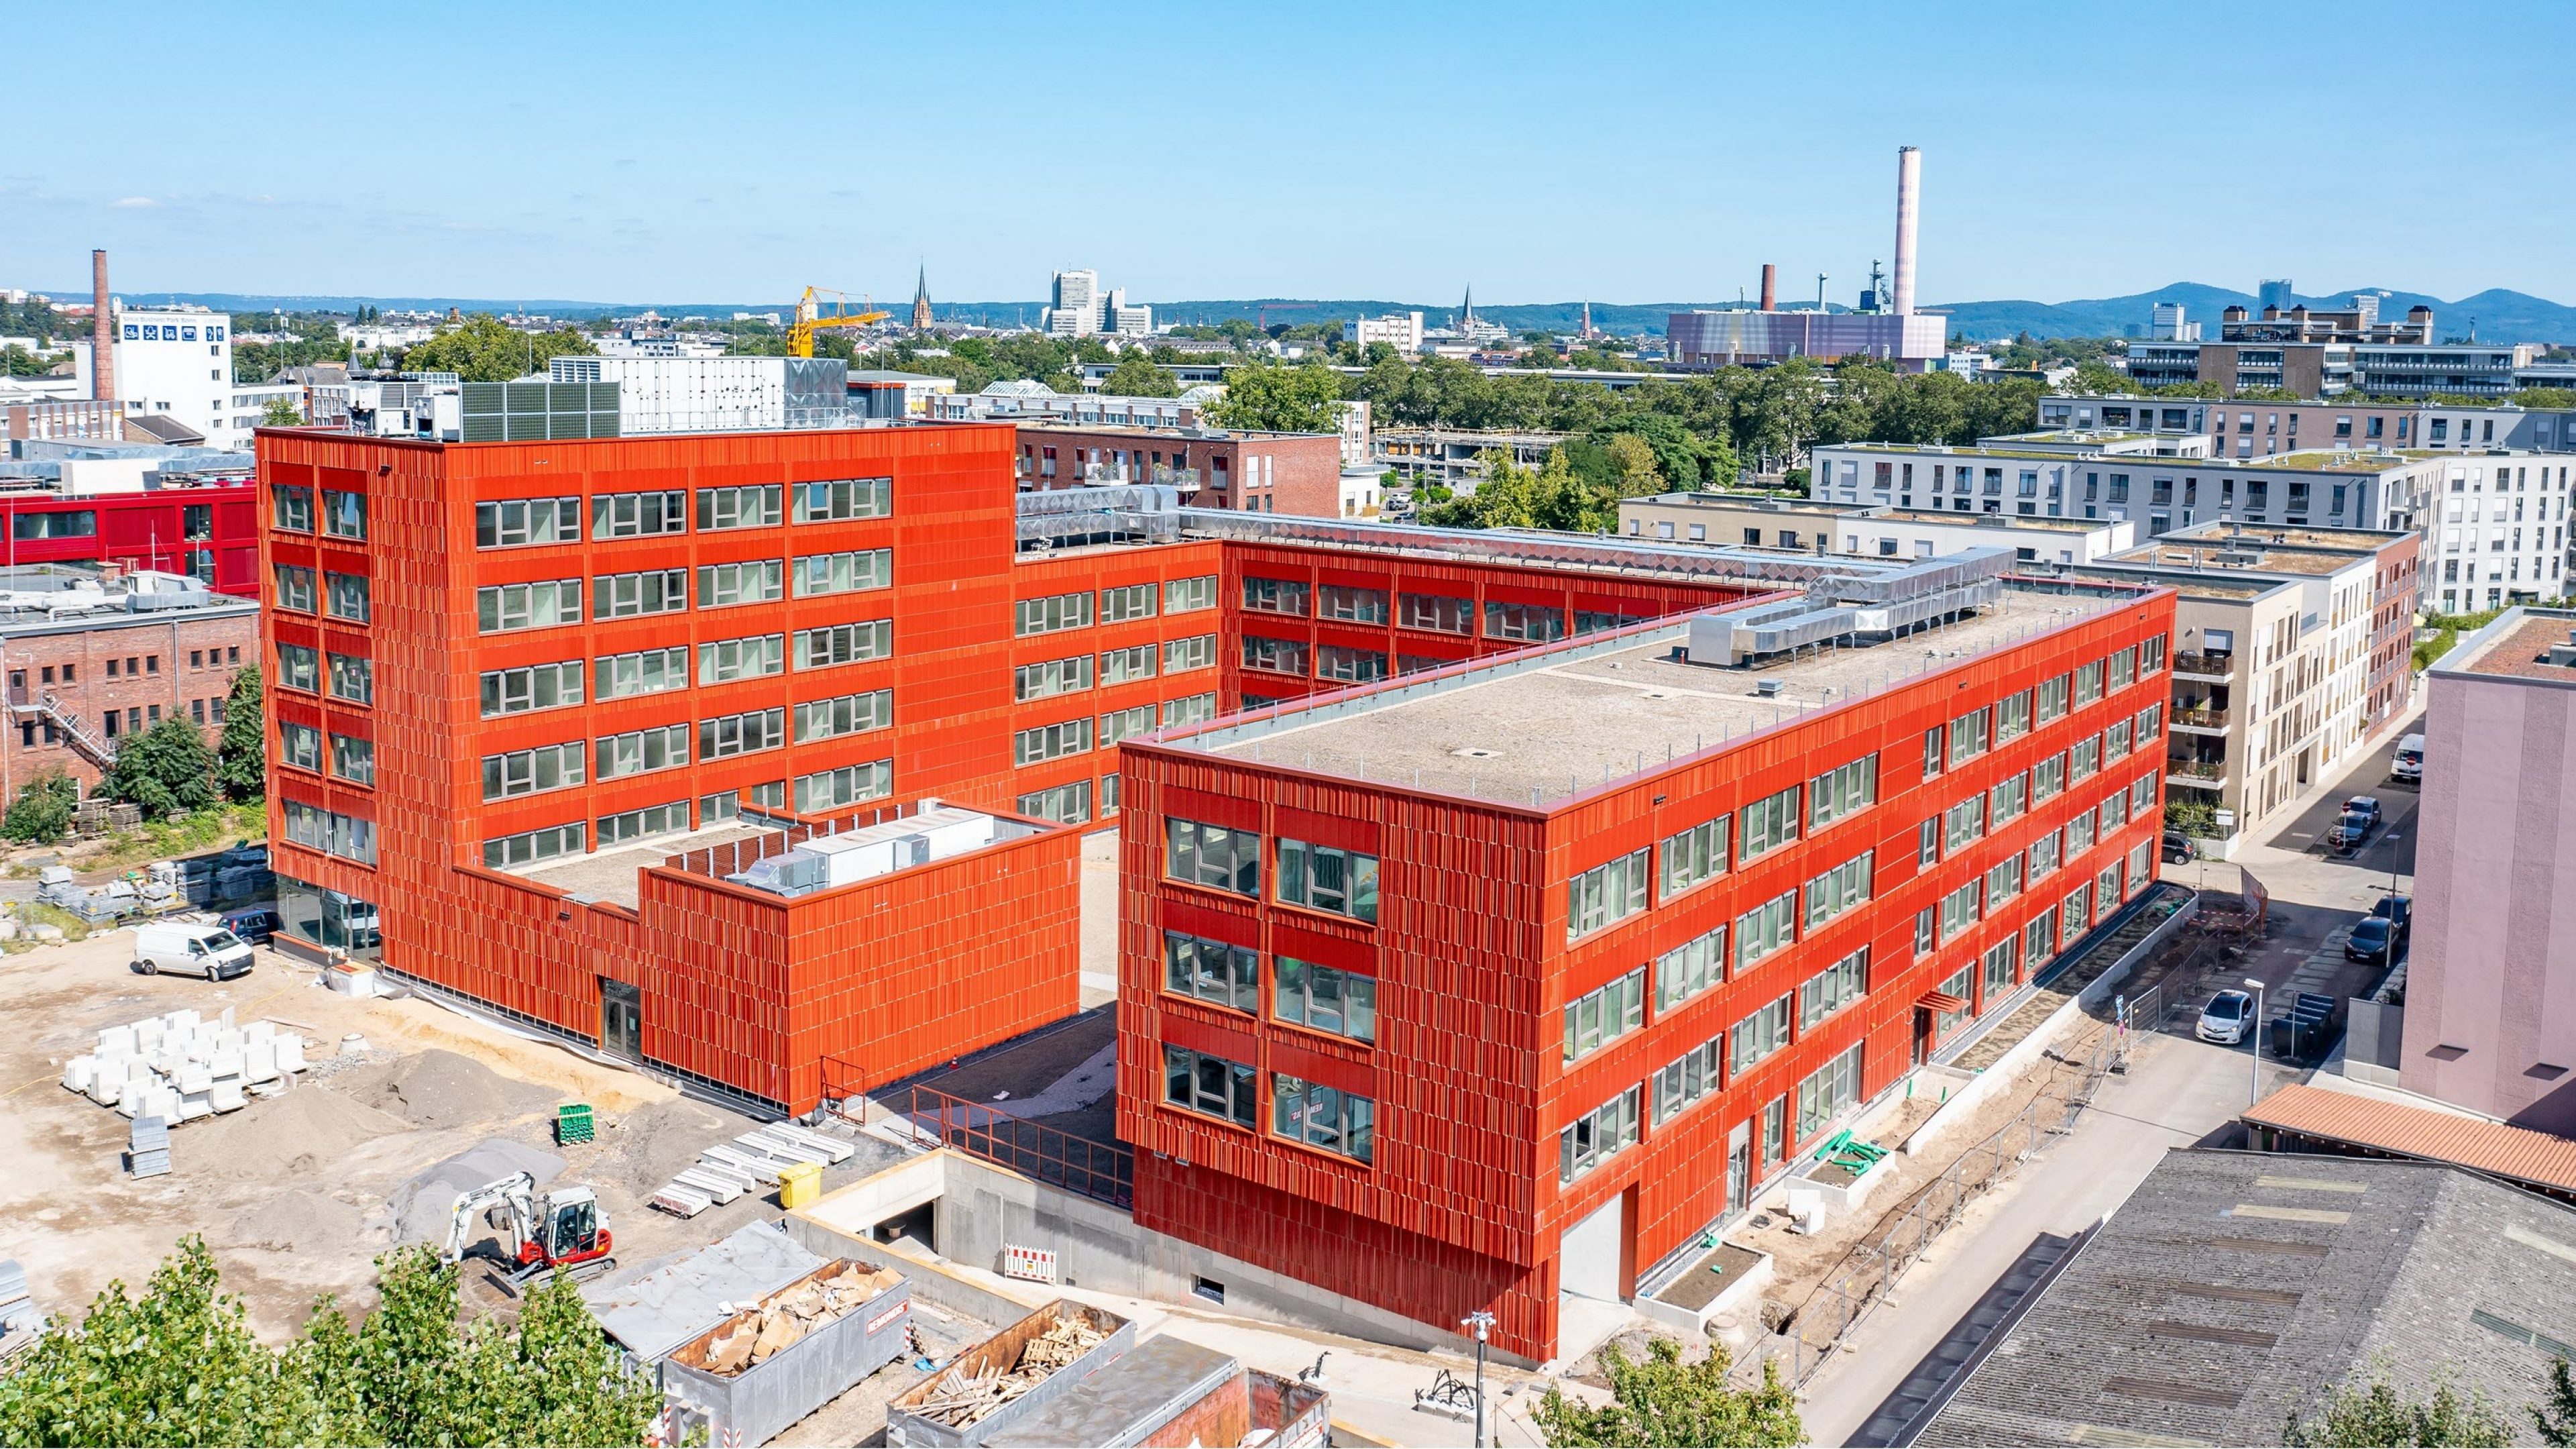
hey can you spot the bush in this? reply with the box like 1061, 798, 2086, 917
101, 716, 218, 820
3, 769, 79, 844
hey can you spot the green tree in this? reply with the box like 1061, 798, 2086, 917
101, 715, 219, 820
1, 344, 58, 378
2067, 360, 2131, 396
2516, 388, 2576, 411
2164, 796, 2219, 839
259, 396, 303, 427
1097, 352, 1179, 398
3, 768, 80, 844
1422, 447, 1612, 533
400, 314, 598, 382
2538, 1358, 2576, 1447
1209, 360, 1344, 433
1533, 1337, 1804, 1448
2284, 1376, 2516, 1448
215, 665, 264, 802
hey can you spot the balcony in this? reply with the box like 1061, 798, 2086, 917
2170, 707, 2231, 733
2172, 651, 2234, 680
2166, 757, 2227, 789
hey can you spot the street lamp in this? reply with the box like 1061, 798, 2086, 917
2384, 833, 2404, 901
2245, 977, 2267, 1105
1463, 1310, 1495, 1448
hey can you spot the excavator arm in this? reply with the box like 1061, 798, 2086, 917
438, 1171, 536, 1265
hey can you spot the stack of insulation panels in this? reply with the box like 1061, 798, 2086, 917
126, 1115, 170, 1177
651, 1123, 856, 1218
60, 1009, 309, 1124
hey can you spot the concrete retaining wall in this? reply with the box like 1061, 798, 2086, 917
1636, 1250, 1773, 1338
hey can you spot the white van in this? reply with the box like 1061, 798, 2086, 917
131, 922, 256, 981
2392, 733, 2426, 782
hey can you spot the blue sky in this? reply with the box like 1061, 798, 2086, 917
10, 1, 2575, 308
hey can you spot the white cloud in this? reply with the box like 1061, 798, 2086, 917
109, 196, 157, 209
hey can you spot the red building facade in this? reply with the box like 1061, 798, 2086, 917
0, 476, 260, 594
1115, 582, 2176, 1361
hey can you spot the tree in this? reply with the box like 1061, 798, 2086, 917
1421, 448, 1612, 533
260, 396, 303, 427
1097, 352, 1179, 398
1209, 360, 1344, 433
2284, 1375, 2516, 1448
3, 769, 80, 844
215, 665, 264, 802
400, 314, 597, 382
2067, 360, 2131, 396
2164, 796, 2219, 839
2538, 1358, 2576, 1447
1532, 1336, 1803, 1448
2516, 388, 2576, 411
101, 715, 219, 820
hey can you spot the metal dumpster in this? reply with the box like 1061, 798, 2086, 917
659, 1258, 911, 1447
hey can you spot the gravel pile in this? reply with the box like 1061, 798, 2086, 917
392, 1137, 566, 1244
188, 1083, 415, 1182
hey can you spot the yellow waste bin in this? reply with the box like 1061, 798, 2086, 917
777, 1160, 822, 1210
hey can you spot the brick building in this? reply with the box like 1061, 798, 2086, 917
0, 566, 254, 796
1014, 423, 1343, 517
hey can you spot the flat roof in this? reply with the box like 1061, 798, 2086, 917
2445, 607, 2576, 684
1200, 582, 2135, 806
2102, 543, 2369, 578
512, 823, 771, 908
983, 1334, 1237, 1448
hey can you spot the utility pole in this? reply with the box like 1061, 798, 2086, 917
1463, 1310, 1495, 1447
2245, 977, 2266, 1105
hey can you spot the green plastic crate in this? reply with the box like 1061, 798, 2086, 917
556, 1103, 595, 1145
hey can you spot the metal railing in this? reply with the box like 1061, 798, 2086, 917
2166, 757, 2226, 780
898, 1082, 1135, 1209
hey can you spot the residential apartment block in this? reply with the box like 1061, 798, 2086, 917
2420, 454, 2571, 612
1617, 491, 2136, 566
2038, 394, 2576, 460
2118, 302, 2534, 399
1014, 423, 1345, 516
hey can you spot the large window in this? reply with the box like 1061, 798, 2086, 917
329, 733, 373, 786
1164, 1046, 1255, 1128
2062, 882, 2092, 940
1098, 583, 1156, 623
480, 661, 583, 717
1800, 948, 1868, 1029
1099, 704, 1156, 747
795, 760, 893, 814
2031, 752, 2066, 803
1989, 773, 2029, 828
484, 741, 586, 800
1948, 707, 1991, 767
1944, 794, 1986, 851
1273, 1077, 1373, 1163
595, 646, 688, 700
1794, 1044, 1864, 1142
1165, 635, 1217, 673
481, 822, 579, 871
1736, 890, 1797, 971
284, 800, 378, 865
1738, 785, 1801, 863
2097, 789, 2130, 833
325, 653, 372, 704
1013, 717, 1092, 766
1400, 592, 1472, 634
2131, 773, 2156, 816
1165, 930, 1257, 1012
1101, 644, 1157, 685
698, 707, 785, 759
795, 689, 892, 744
697, 633, 785, 685
478, 579, 581, 633
279, 721, 321, 772
1657, 926, 1727, 1010
1162, 693, 1217, 729
1241, 635, 1309, 676
696, 484, 781, 531
321, 489, 367, 540
793, 549, 892, 598
1016, 780, 1092, 826
2108, 646, 2137, 693
592, 490, 686, 539
274, 564, 315, 612
475, 496, 577, 548
2074, 660, 2105, 708
324, 572, 369, 623
1015, 591, 1093, 636
1730, 994, 1792, 1076
1164, 575, 1217, 612
1938, 879, 1981, 941
2070, 735, 2102, 782
2036, 674, 2070, 723
1015, 655, 1093, 702
1276, 957, 1376, 1042
1995, 690, 2033, 743
1319, 585, 1388, 624
796, 620, 893, 671
271, 486, 313, 533
594, 568, 687, 619
1809, 755, 1878, 831
1983, 933, 2023, 999
2103, 718, 2133, 763
1168, 818, 1259, 896
1985, 855, 2023, 912
697, 559, 783, 608
2067, 808, 2097, 856
791, 476, 891, 523
1559, 1087, 1640, 1184
595, 724, 687, 780
1653, 1036, 1724, 1125
1661, 815, 1730, 897
1803, 852, 1873, 928
2028, 829, 2063, 881
1317, 645, 1386, 683
1278, 839, 1378, 922
1563, 967, 1646, 1063
1567, 848, 1650, 940
598, 801, 690, 845
1484, 600, 1563, 643
276, 642, 319, 693
1242, 577, 1310, 616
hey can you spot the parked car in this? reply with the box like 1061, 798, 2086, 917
2162, 830, 2196, 864
219, 907, 282, 945
2392, 733, 2425, 782
2197, 989, 2256, 1044
2347, 915, 2399, 963
2343, 796, 2384, 829
2326, 810, 2375, 851
130, 922, 255, 981
2369, 894, 2413, 937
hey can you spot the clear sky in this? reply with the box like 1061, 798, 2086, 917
10, 1, 2574, 308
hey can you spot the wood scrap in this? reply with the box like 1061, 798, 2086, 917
901, 1316, 1108, 1428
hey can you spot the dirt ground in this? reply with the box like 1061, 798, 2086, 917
0, 925, 889, 1340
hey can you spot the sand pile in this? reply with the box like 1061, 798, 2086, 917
189, 1083, 416, 1181
392, 1138, 566, 1244
343, 1049, 557, 1132
228, 1188, 366, 1255
593, 1096, 734, 1197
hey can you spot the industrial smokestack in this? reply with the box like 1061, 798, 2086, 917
90, 250, 115, 403
1759, 264, 1777, 313
1891, 146, 1921, 316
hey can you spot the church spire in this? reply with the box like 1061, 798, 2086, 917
910, 261, 933, 331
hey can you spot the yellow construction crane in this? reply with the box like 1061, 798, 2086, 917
786, 286, 890, 358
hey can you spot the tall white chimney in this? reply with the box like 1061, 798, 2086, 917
1891, 146, 1921, 316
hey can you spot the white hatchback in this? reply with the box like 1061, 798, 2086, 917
2197, 989, 2255, 1044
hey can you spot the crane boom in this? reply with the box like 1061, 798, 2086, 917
789, 286, 890, 358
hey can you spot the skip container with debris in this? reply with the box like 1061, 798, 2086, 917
660, 1258, 909, 1448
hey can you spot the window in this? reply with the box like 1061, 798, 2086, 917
329, 733, 373, 786
592, 490, 686, 539
1319, 585, 1388, 624
1164, 575, 1217, 612
599, 801, 691, 845
2105, 719, 2135, 764
2036, 674, 2070, 723
796, 620, 893, 670
276, 643, 320, 692
698, 707, 785, 759
1738, 785, 1801, 863
1730, 994, 1793, 1076
1803, 852, 1873, 928
1242, 577, 1310, 616
1575, 608, 1648, 636
1567, 848, 1650, 939
1985, 854, 2023, 911
2031, 753, 2066, 803
1165, 930, 1258, 1012
594, 568, 687, 619
1168, 818, 1259, 896
1014, 717, 1091, 765
1483, 600, 1564, 642
326, 653, 372, 704
1795, 1044, 1864, 1142
1657, 925, 1727, 1010
1273, 1077, 1374, 1163
1939, 879, 1980, 941
285, 800, 378, 865
483, 741, 586, 800
1918, 816, 1941, 867
1165, 635, 1217, 673
591, 723, 688, 780
1015, 655, 1093, 702
792, 549, 892, 598
1317, 645, 1386, 683
1661, 815, 1731, 897
1736, 890, 1798, 971
2129, 839, 2154, 890
1563, 967, 1646, 1062
279, 720, 322, 771
1162, 693, 1217, 729
2131, 773, 2155, 816
2108, 647, 2137, 693
478, 579, 581, 633
1653, 1036, 1724, 1124
272, 486, 313, 533
793, 690, 892, 745
1800, 947, 1868, 1028
697, 633, 785, 685
1276, 957, 1376, 1042
1944, 795, 1986, 851
2029, 829, 2063, 881
1016, 591, 1093, 635
1765, 1095, 1791, 1163
2141, 634, 2168, 672
1808, 755, 1877, 830
1016, 780, 1092, 825
1995, 690, 2033, 743
1279, 839, 1379, 922
2074, 660, 2105, 708
480, 822, 579, 870
1082, 581, 1155, 625
1101, 644, 1157, 685
2135, 702, 2163, 742
274, 564, 316, 612
1400, 592, 1472, 634
1164, 1045, 1256, 1127
1989, 773, 2028, 828
697, 559, 783, 608
1948, 707, 1991, 766
480, 661, 582, 716
1099, 704, 1156, 747
2070, 735, 2101, 782
2098, 789, 2130, 833
2025, 912, 2058, 968
480, 496, 581, 550
1558, 1086, 1640, 1183
595, 646, 688, 700
321, 489, 367, 540
1241, 635, 1309, 676
795, 759, 893, 813
791, 476, 891, 523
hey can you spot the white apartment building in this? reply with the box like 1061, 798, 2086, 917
1344, 312, 1426, 352
2421, 454, 2572, 613
74, 305, 237, 446
1041, 270, 1150, 337
1618, 491, 2135, 566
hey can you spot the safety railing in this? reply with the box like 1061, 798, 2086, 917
899, 1082, 1135, 1210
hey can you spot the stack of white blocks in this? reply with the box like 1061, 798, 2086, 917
60, 1008, 309, 1123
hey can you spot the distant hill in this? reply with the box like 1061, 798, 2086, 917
48, 285, 2576, 346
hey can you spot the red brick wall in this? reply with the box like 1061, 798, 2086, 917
1013, 427, 1343, 517
2365, 534, 2420, 732
3, 610, 254, 794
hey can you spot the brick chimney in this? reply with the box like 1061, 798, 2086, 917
90, 250, 115, 403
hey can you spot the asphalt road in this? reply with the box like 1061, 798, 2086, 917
2255, 716, 2423, 900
